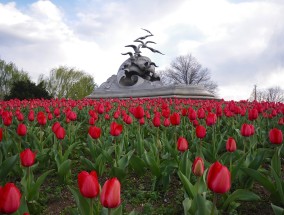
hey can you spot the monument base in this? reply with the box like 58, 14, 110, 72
87, 78, 216, 99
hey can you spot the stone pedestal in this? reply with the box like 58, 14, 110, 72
86, 75, 217, 99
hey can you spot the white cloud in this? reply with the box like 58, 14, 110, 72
0, 0, 284, 101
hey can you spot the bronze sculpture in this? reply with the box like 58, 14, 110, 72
118, 28, 164, 86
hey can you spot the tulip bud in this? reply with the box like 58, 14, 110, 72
207, 161, 231, 194
196, 125, 206, 139
226, 137, 237, 152
177, 137, 188, 152
269, 128, 283, 145
192, 157, 204, 177
170, 112, 180, 126
88, 126, 101, 139
78, 171, 100, 198
17, 123, 27, 136
55, 127, 66, 140
0, 183, 21, 214
110, 122, 123, 136
20, 148, 36, 167
100, 178, 121, 208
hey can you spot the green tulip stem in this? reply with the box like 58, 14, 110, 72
229, 154, 232, 174
40, 126, 43, 152
197, 176, 201, 193
90, 198, 94, 215
199, 139, 202, 157
210, 193, 217, 215
108, 208, 112, 215
27, 166, 31, 192
212, 126, 216, 158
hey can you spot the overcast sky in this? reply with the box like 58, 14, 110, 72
1, 0, 284, 101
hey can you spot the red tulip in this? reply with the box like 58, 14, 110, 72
170, 112, 180, 126
37, 112, 47, 125
133, 106, 144, 119
28, 110, 34, 121
206, 112, 217, 126
248, 108, 258, 121
162, 108, 170, 118
139, 117, 145, 125
52, 122, 61, 133
269, 128, 283, 145
20, 148, 36, 167
89, 117, 96, 125
55, 127, 66, 140
97, 104, 105, 114
226, 137, 237, 152
48, 113, 53, 120
123, 115, 132, 124
88, 126, 101, 139
16, 112, 24, 121
110, 122, 123, 136
192, 157, 204, 177
100, 178, 121, 208
17, 123, 27, 136
0, 183, 21, 214
3, 116, 12, 126
240, 123, 252, 137
54, 108, 60, 117
0, 128, 3, 142
67, 111, 77, 121
197, 108, 205, 119
177, 137, 188, 152
153, 116, 161, 127
163, 118, 170, 127
104, 114, 110, 120
196, 125, 206, 139
78, 171, 100, 198
188, 109, 197, 121
113, 111, 120, 119
207, 161, 231, 194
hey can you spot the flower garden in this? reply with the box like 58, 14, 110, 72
0, 98, 283, 215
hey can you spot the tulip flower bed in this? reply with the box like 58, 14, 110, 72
0, 98, 283, 215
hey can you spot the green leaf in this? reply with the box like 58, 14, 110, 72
271, 168, 284, 204
130, 155, 146, 175
68, 186, 90, 215
271, 149, 281, 176
182, 198, 192, 215
58, 159, 71, 178
80, 156, 96, 170
271, 203, 284, 215
242, 168, 276, 193
178, 170, 195, 198
110, 167, 126, 181
195, 194, 207, 215
0, 154, 18, 180
143, 152, 161, 177
248, 149, 266, 170
110, 205, 123, 215
222, 189, 260, 209
28, 169, 54, 201
63, 142, 78, 161
117, 150, 134, 169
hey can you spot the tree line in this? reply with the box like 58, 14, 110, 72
1, 54, 283, 102
0, 58, 96, 100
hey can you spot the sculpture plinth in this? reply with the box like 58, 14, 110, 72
87, 29, 217, 100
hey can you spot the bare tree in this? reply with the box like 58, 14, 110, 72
249, 85, 284, 102
266, 87, 284, 102
158, 54, 218, 94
